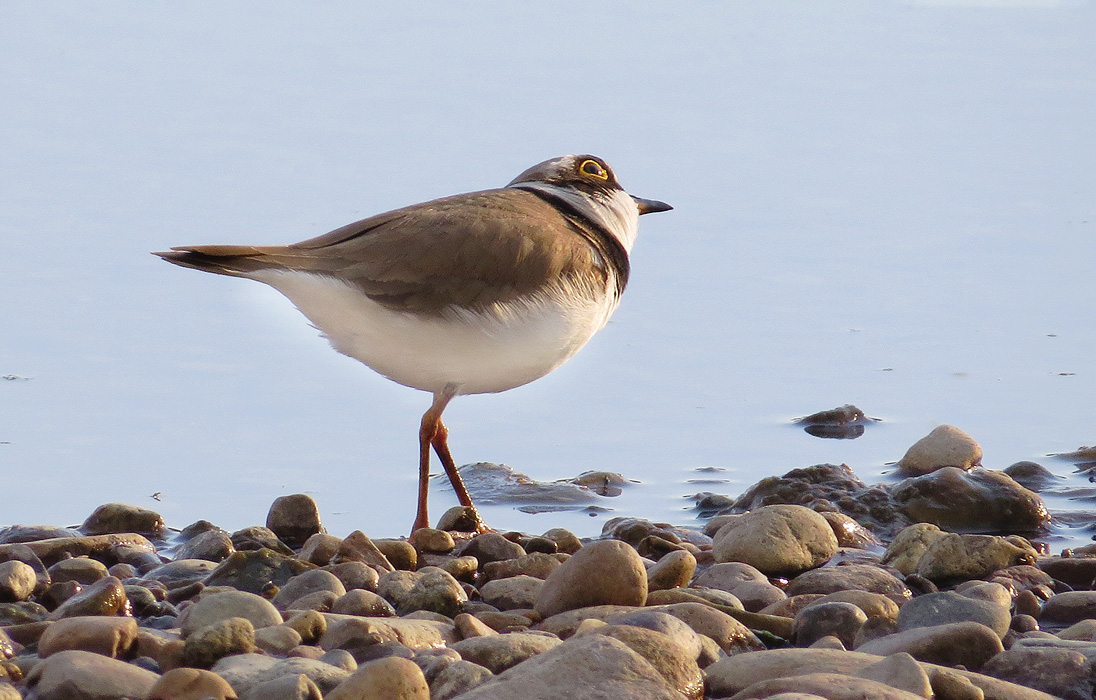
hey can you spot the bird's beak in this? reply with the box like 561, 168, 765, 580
632, 196, 673, 215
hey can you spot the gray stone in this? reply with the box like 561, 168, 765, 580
82, 503, 166, 537
174, 529, 236, 562
793, 601, 867, 648
785, 563, 910, 597
266, 494, 324, 548
712, 505, 838, 575
898, 590, 1010, 639
533, 539, 647, 618
273, 568, 347, 610
982, 646, 1092, 700
451, 631, 562, 673
479, 574, 543, 610
331, 588, 396, 617
24, 649, 159, 700
183, 616, 256, 668
855, 621, 1003, 671
179, 589, 283, 635
396, 566, 467, 617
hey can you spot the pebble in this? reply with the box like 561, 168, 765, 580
712, 504, 838, 575
266, 494, 325, 548
82, 502, 167, 538
0, 486, 1081, 700
533, 539, 647, 618
895, 424, 983, 476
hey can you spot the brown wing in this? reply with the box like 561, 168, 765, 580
155, 188, 608, 314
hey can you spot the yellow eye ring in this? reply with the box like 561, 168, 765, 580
580, 159, 609, 180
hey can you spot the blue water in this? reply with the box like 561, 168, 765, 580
2, 2, 1094, 546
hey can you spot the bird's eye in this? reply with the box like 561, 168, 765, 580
580, 159, 609, 180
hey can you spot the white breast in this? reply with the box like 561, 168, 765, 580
249, 270, 618, 396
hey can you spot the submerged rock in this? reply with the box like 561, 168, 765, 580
891, 467, 1050, 534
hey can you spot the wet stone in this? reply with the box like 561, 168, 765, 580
174, 529, 235, 562
266, 494, 324, 548
0, 525, 81, 544
541, 528, 583, 555
396, 567, 467, 617
892, 467, 1050, 534
47, 556, 108, 585
1004, 460, 1060, 492
785, 563, 911, 598
0, 600, 48, 625
231, 525, 295, 555
272, 568, 347, 610
81, 503, 166, 538
48, 575, 129, 618
459, 532, 526, 566
203, 548, 315, 595
0, 560, 36, 602
482, 552, 563, 581
144, 559, 219, 588
323, 561, 380, 592
300, 533, 343, 566
895, 424, 982, 476
330, 589, 396, 617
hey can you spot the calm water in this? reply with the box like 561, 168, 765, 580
2, 3, 1094, 546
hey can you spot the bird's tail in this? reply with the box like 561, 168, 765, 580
152, 245, 276, 277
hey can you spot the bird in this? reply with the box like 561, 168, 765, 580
155, 154, 671, 534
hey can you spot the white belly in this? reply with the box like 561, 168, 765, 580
250, 270, 617, 395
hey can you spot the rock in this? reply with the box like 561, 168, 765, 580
396, 567, 467, 617
1004, 461, 1060, 492
820, 511, 879, 549
231, 526, 294, 555
37, 616, 138, 658
174, 530, 236, 562
892, 467, 1050, 534
733, 672, 927, 700
982, 646, 1091, 700
323, 561, 380, 592
47, 556, 109, 585
451, 632, 562, 673
333, 531, 394, 572
254, 624, 302, 655
0, 532, 157, 568
372, 539, 417, 572
148, 667, 238, 700
325, 656, 429, 700
285, 610, 327, 644
330, 589, 396, 617
896, 424, 982, 476
605, 609, 705, 660
430, 659, 494, 700
854, 652, 932, 698
915, 533, 1038, 583
646, 549, 697, 591
24, 649, 159, 700
82, 503, 166, 537
266, 494, 324, 548
796, 404, 874, 439
533, 540, 647, 618
586, 624, 704, 697
482, 552, 563, 581
727, 464, 910, 541
712, 505, 838, 575
453, 633, 687, 700
0, 560, 36, 602
203, 549, 315, 594
730, 581, 787, 612
793, 602, 867, 648
541, 528, 583, 554
179, 589, 283, 635
642, 602, 765, 654
144, 559, 219, 587
238, 673, 322, 700
898, 590, 1011, 638
319, 614, 457, 651
880, 523, 947, 576
273, 569, 347, 610
183, 616, 257, 668
460, 533, 526, 566
810, 591, 900, 623
300, 533, 343, 566
48, 575, 129, 618
785, 563, 910, 598
692, 561, 768, 593
410, 528, 455, 554
855, 621, 1003, 670
1041, 591, 1096, 625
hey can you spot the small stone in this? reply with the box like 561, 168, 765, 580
410, 528, 455, 554
880, 523, 946, 576
454, 612, 498, 639
451, 632, 562, 673
915, 533, 1038, 583
300, 533, 343, 566
460, 533, 526, 566
372, 539, 417, 571
534, 540, 647, 618
266, 494, 324, 548
174, 530, 236, 562
333, 531, 394, 572
183, 616, 257, 669
203, 548, 314, 594
37, 616, 138, 658
144, 559, 219, 588
48, 575, 129, 618
284, 609, 327, 644
896, 424, 982, 476
785, 563, 911, 598
479, 575, 543, 611
735, 672, 927, 700
0, 560, 36, 602
429, 659, 493, 700
481, 552, 563, 581
231, 526, 294, 555
24, 649, 160, 699
855, 621, 1003, 671
179, 589, 283, 635
323, 561, 380, 592
325, 656, 430, 700
643, 601, 765, 654
273, 569, 347, 610
692, 561, 768, 593
82, 503, 166, 537
982, 646, 1090, 700
254, 624, 303, 655
811, 590, 900, 623
730, 581, 787, 612
646, 549, 697, 592
712, 504, 838, 575
820, 511, 879, 549
541, 528, 582, 555
396, 567, 467, 617
330, 589, 396, 617
854, 652, 933, 698
47, 556, 109, 585
238, 673, 322, 700
147, 667, 237, 700
793, 602, 868, 648
587, 624, 704, 697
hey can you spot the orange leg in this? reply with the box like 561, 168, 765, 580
411, 387, 488, 534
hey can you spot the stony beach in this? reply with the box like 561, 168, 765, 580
0, 424, 1094, 699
